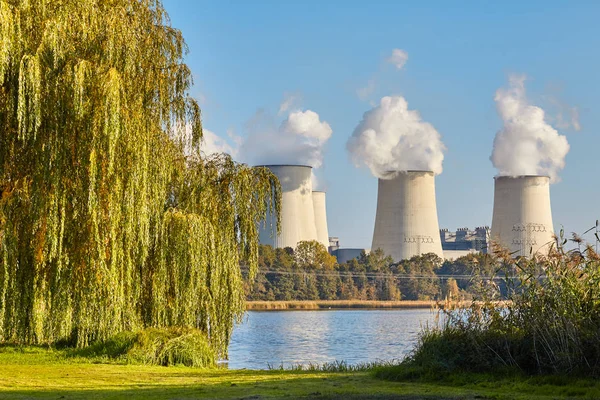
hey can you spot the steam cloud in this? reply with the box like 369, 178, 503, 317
357, 79, 376, 101
491, 75, 570, 183
387, 49, 409, 70
347, 96, 445, 178
201, 129, 240, 158
549, 96, 581, 132
241, 109, 332, 168
199, 91, 332, 174
278, 93, 300, 116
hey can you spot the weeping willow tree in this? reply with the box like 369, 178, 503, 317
0, 0, 280, 357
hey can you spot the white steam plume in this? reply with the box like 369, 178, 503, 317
240, 109, 332, 169
387, 49, 409, 70
201, 128, 240, 157
491, 75, 570, 183
551, 100, 581, 132
357, 79, 376, 101
278, 93, 300, 116
347, 96, 445, 178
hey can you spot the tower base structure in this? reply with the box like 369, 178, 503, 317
490, 175, 555, 257
371, 170, 444, 261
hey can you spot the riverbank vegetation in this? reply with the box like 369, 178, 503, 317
246, 300, 458, 310
246, 242, 498, 302
378, 232, 600, 379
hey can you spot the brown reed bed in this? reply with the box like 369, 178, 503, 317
245, 300, 473, 311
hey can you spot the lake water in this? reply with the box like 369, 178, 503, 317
227, 309, 439, 370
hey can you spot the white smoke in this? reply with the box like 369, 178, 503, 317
387, 49, 409, 70
240, 109, 332, 169
491, 75, 570, 183
347, 96, 445, 178
201, 128, 240, 157
558, 106, 580, 131
357, 79, 376, 101
550, 99, 581, 132
278, 93, 300, 116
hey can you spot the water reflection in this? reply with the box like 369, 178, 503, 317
227, 309, 439, 370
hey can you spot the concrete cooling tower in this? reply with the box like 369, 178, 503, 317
312, 191, 330, 250
258, 165, 318, 249
371, 171, 444, 261
490, 175, 555, 257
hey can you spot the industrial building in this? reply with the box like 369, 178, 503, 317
440, 226, 490, 259
371, 171, 444, 261
258, 165, 330, 251
440, 226, 490, 252
327, 237, 368, 264
332, 248, 366, 264
328, 237, 340, 253
257, 165, 557, 262
490, 175, 555, 257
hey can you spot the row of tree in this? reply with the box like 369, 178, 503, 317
246, 241, 503, 301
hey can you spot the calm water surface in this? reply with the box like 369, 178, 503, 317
227, 309, 439, 370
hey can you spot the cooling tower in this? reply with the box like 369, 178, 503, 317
490, 175, 555, 257
371, 171, 444, 261
258, 165, 318, 249
312, 191, 330, 250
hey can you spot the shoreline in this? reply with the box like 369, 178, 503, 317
245, 300, 470, 311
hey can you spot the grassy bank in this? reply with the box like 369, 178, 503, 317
1, 346, 600, 399
246, 300, 469, 310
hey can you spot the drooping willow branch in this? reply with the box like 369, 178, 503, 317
0, 0, 280, 357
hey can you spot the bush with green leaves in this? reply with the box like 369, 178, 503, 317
399, 231, 600, 376
70, 328, 216, 367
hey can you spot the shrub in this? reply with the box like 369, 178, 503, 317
70, 328, 216, 367
390, 231, 600, 377
68, 331, 138, 360
129, 328, 216, 367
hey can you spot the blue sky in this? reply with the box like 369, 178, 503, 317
163, 0, 600, 248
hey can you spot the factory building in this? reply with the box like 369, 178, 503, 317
258, 165, 331, 251
371, 171, 444, 262
332, 248, 366, 264
327, 236, 368, 264
440, 226, 490, 260
440, 226, 490, 252
490, 175, 555, 257
328, 237, 340, 253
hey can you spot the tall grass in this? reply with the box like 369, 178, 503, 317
267, 360, 398, 372
387, 231, 600, 377
68, 327, 216, 367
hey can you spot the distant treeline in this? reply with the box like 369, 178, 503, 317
245, 241, 504, 302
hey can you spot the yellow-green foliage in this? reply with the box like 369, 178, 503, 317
66, 327, 215, 367
404, 233, 600, 375
0, 0, 281, 359
127, 328, 216, 367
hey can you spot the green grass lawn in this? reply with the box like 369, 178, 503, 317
1, 346, 599, 399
